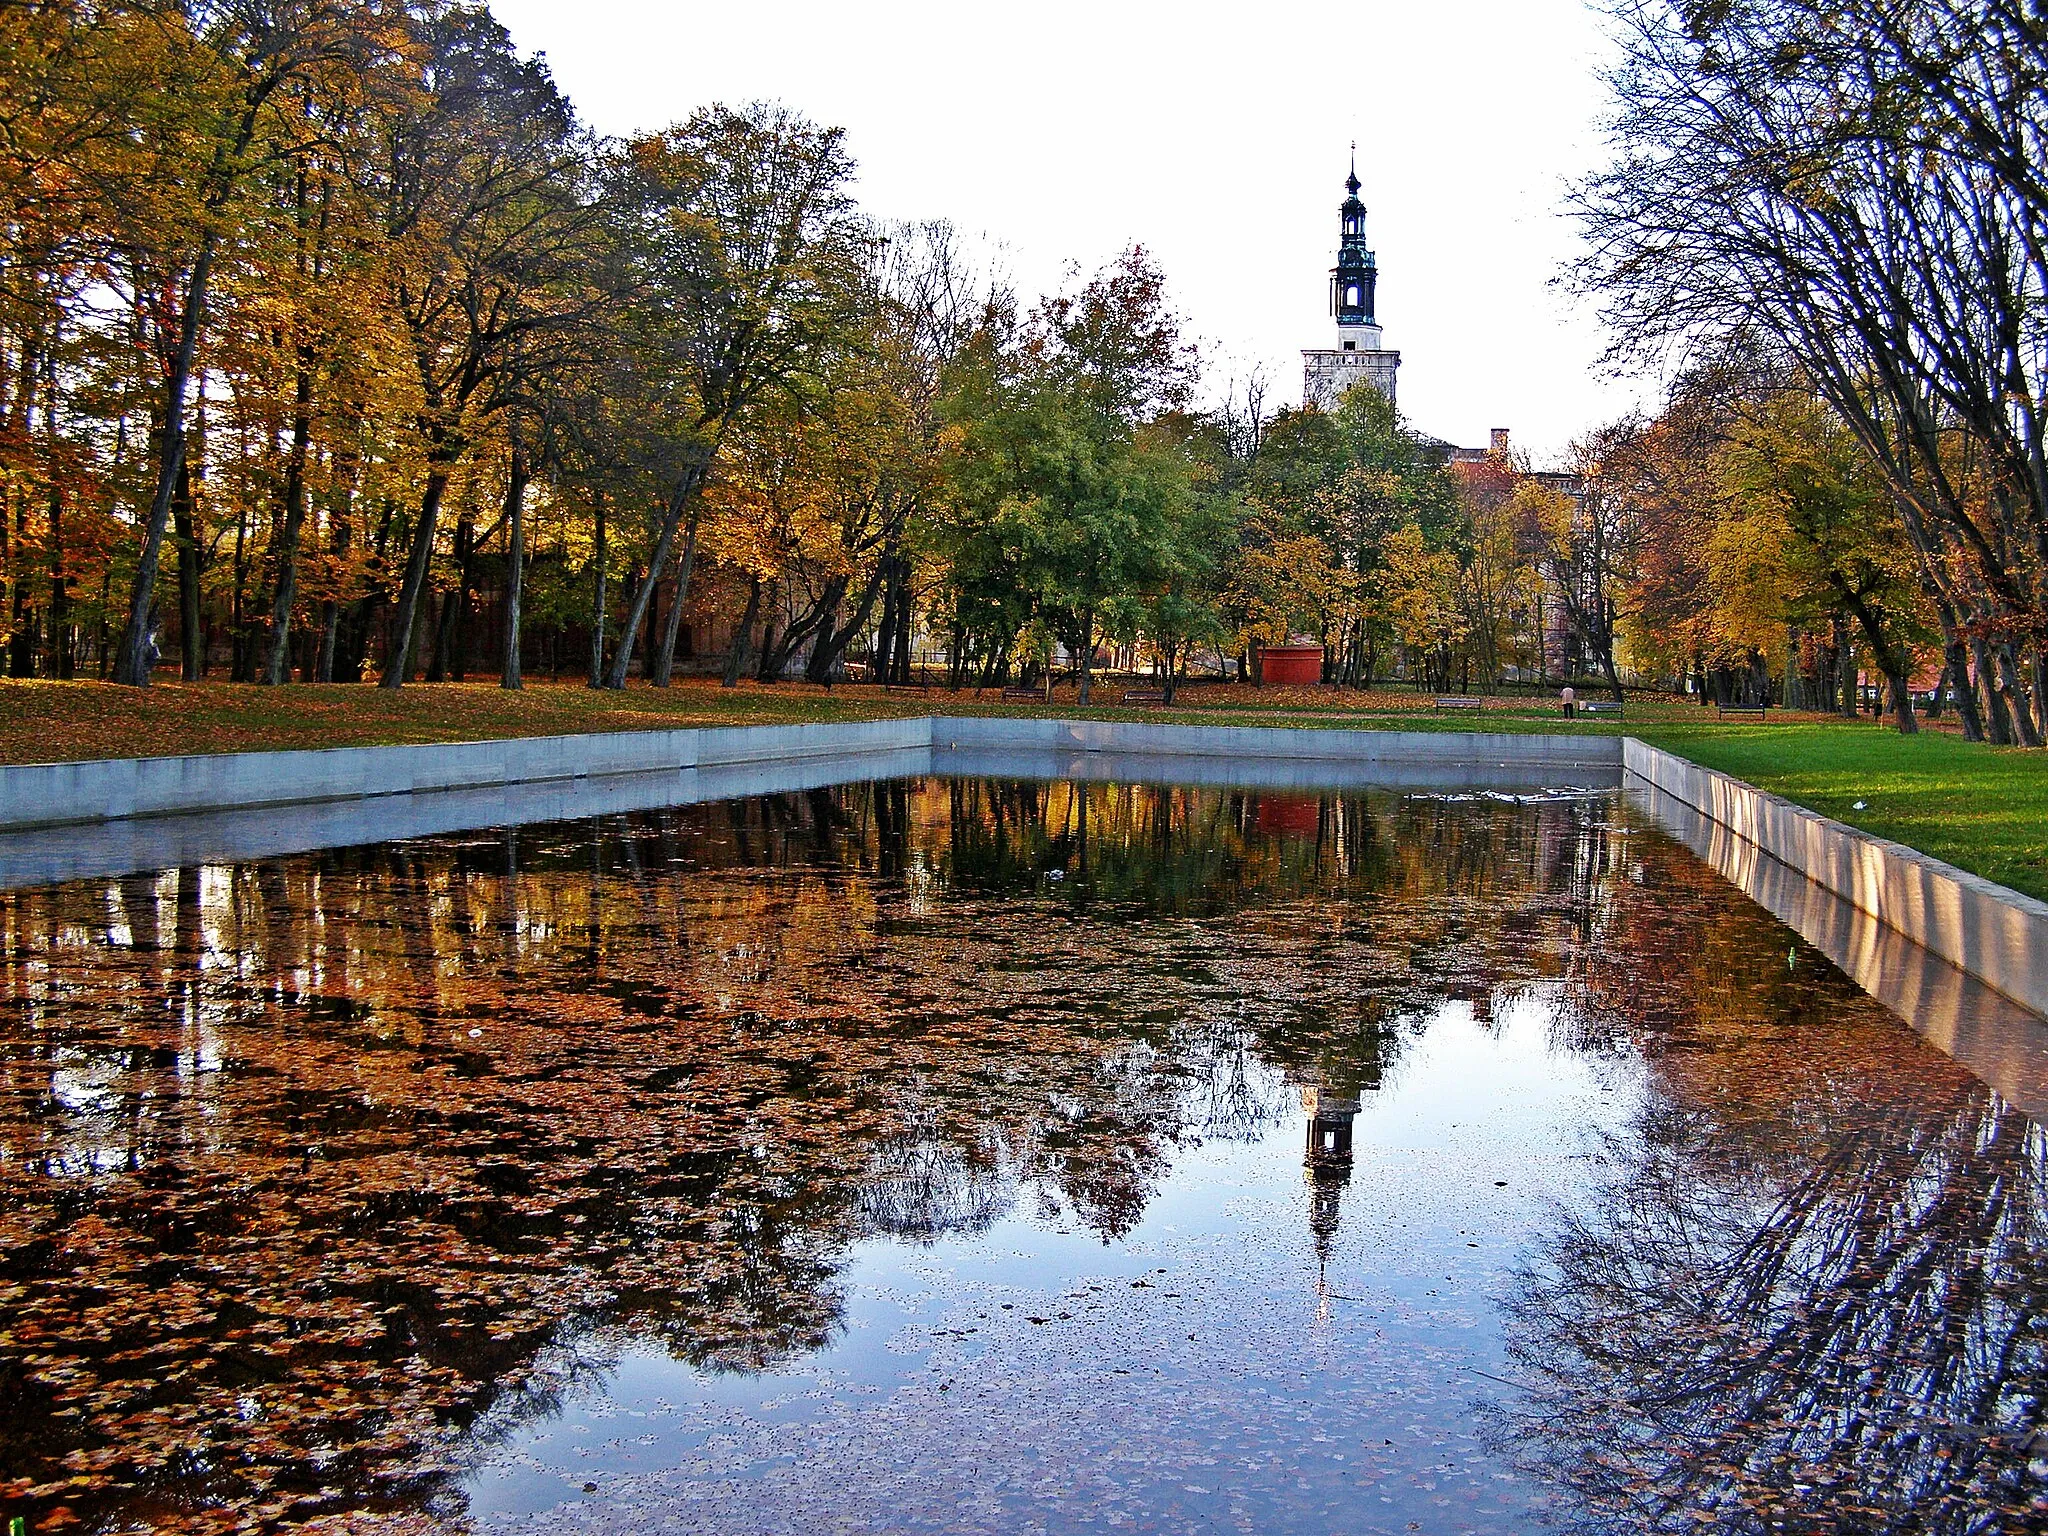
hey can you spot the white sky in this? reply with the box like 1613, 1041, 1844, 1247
492, 0, 1655, 464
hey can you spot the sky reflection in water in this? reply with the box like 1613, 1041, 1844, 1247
1, 778, 2042, 1536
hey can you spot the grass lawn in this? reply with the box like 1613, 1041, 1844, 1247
3, 676, 2042, 901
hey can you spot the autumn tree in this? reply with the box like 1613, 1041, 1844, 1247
101, 1, 388, 687
942, 247, 1198, 703
374, 3, 610, 688
1718, 388, 1933, 731
597, 103, 865, 690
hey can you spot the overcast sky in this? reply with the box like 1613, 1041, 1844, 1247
491, 0, 1655, 463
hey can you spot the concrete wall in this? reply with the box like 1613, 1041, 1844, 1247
0, 717, 933, 831
1624, 738, 2048, 1020
0, 746, 932, 892
934, 716, 1622, 772
935, 744, 1621, 794
0, 716, 1621, 833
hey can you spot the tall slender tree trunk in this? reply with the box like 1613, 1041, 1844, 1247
260, 353, 315, 684
172, 459, 203, 680
500, 442, 529, 690
116, 240, 216, 686
47, 484, 71, 679
1942, 638, 1983, 741
891, 582, 912, 684
587, 492, 607, 688
872, 560, 900, 684
754, 580, 792, 682
606, 462, 705, 691
722, 577, 761, 688
380, 462, 452, 688
45, 377, 72, 677
313, 509, 350, 683
1076, 605, 1095, 705
652, 505, 701, 687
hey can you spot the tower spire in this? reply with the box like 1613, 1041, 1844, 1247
1303, 146, 1399, 411
1331, 158, 1376, 329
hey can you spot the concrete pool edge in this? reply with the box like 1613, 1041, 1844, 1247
3, 715, 2041, 1022
0, 717, 935, 829
0, 716, 1619, 830
1623, 738, 2048, 1020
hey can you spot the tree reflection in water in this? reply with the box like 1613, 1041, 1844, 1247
1497, 847, 2048, 1536
1, 776, 2034, 1534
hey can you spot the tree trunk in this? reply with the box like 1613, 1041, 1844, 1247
606, 464, 705, 691
1594, 618, 1623, 700
1992, 641, 2042, 747
1883, 664, 1918, 733
500, 442, 529, 690
722, 577, 761, 688
891, 579, 912, 684
47, 478, 71, 679
116, 238, 217, 687
1966, 636, 2011, 744
172, 458, 203, 680
314, 601, 338, 682
1942, 639, 1981, 740
380, 464, 452, 688
587, 493, 607, 688
808, 564, 884, 685
872, 561, 900, 684
228, 480, 255, 682
1076, 606, 1095, 705
652, 504, 701, 687
313, 511, 350, 684
259, 351, 315, 685
754, 582, 784, 682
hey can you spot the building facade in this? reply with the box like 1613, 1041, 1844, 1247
1302, 156, 1400, 410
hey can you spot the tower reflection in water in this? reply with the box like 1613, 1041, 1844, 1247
1301, 1084, 1362, 1302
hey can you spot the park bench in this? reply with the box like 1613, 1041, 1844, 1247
1120, 688, 1168, 705
1001, 684, 1045, 701
1433, 695, 1484, 712
1716, 703, 1769, 720
1580, 699, 1624, 718
882, 678, 932, 695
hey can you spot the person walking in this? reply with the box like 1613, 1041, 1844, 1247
1560, 684, 1576, 718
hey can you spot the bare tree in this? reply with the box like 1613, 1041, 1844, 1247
1575, 0, 2048, 741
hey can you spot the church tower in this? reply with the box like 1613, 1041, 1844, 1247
1303, 150, 1400, 410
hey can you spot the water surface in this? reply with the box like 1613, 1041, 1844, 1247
1, 777, 2042, 1535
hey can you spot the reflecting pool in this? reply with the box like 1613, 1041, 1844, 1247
2, 777, 2043, 1535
